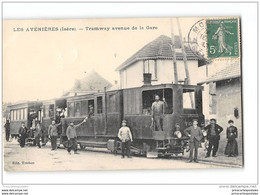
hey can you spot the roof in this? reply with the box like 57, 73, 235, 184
116, 35, 199, 71
66, 71, 112, 95
203, 61, 241, 83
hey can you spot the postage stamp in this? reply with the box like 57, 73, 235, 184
206, 18, 240, 59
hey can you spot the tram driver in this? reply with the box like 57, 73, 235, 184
151, 94, 168, 131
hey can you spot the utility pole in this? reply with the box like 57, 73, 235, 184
170, 18, 178, 84
176, 18, 194, 108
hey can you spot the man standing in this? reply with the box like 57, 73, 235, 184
184, 119, 203, 163
19, 122, 28, 148
66, 119, 86, 155
204, 118, 223, 157
118, 120, 133, 158
34, 123, 42, 148
151, 95, 168, 131
4, 120, 10, 141
48, 120, 61, 151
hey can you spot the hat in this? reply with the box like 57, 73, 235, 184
122, 120, 127, 123
228, 120, 234, 124
192, 119, 198, 122
210, 118, 216, 122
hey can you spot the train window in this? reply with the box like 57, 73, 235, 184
49, 104, 54, 118
97, 96, 103, 114
88, 99, 94, 112
14, 110, 17, 121
143, 60, 157, 80
11, 110, 13, 121
44, 105, 49, 118
183, 89, 195, 109
142, 88, 173, 115
68, 102, 75, 117
24, 108, 28, 120
108, 94, 117, 113
81, 100, 88, 116
21, 109, 24, 120
75, 102, 81, 117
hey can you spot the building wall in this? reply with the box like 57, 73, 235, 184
119, 59, 206, 89
215, 77, 242, 155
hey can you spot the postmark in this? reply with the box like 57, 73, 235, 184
206, 18, 240, 59
188, 19, 207, 59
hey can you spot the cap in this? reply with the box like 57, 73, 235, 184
192, 119, 198, 122
122, 120, 127, 123
228, 120, 234, 124
210, 118, 216, 122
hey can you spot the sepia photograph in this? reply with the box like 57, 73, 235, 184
3, 16, 243, 172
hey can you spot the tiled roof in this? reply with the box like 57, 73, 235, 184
116, 35, 199, 71
70, 71, 112, 92
205, 61, 241, 83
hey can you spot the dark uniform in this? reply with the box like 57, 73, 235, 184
19, 125, 28, 148
48, 123, 61, 150
34, 125, 42, 148
204, 120, 223, 157
4, 121, 10, 141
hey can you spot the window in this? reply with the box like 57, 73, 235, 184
75, 102, 81, 117
183, 89, 195, 109
24, 108, 27, 120
142, 88, 173, 115
143, 60, 157, 80
81, 100, 88, 116
44, 105, 49, 118
68, 102, 75, 117
21, 108, 24, 120
108, 94, 117, 113
14, 110, 17, 121
88, 99, 94, 112
49, 104, 54, 118
11, 110, 13, 121
97, 96, 103, 114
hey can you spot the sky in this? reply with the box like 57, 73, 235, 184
3, 17, 199, 103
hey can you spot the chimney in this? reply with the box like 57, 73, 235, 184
143, 73, 152, 86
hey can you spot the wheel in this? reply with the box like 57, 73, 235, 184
79, 144, 86, 150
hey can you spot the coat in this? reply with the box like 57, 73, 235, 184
184, 126, 203, 142
19, 126, 27, 135
204, 124, 223, 139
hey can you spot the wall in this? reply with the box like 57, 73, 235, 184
120, 59, 204, 89
215, 77, 242, 155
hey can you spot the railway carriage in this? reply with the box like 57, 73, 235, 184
8, 101, 42, 138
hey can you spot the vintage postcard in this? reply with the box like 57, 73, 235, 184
3, 17, 242, 171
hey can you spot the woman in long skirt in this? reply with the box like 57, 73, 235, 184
224, 120, 238, 157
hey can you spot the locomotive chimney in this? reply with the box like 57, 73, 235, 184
143, 73, 152, 86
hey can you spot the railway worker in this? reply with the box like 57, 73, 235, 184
34, 123, 42, 148
151, 94, 168, 131
66, 118, 87, 155
184, 119, 203, 163
19, 122, 28, 148
4, 120, 10, 142
118, 120, 133, 158
48, 120, 61, 151
204, 118, 223, 158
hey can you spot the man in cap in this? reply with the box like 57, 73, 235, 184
204, 118, 223, 157
4, 120, 10, 142
118, 120, 133, 158
151, 94, 168, 131
184, 119, 203, 163
66, 118, 87, 154
48, 120, 61, 151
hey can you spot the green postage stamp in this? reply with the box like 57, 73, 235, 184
206, 18, 240, 59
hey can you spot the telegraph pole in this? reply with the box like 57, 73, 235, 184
170, 18, 178, 84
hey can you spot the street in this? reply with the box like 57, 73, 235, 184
3, 139, 236, 172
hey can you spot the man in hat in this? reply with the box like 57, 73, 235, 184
48, 120, 61, 150
66, 118, 87, 154
204, 118, 223, 157
4, 120, 10, 141
118, 120, 133, 158
184, 119, 203, 163
151, 94, 168, 131
19, 122, 28, 148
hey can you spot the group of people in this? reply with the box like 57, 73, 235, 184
184, 118, 238, 163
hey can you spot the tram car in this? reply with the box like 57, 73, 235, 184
62, 83, 204, 157
41, 98, 67, 146
8, 101, 42, 145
